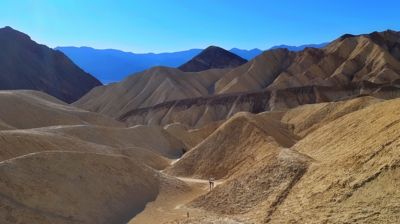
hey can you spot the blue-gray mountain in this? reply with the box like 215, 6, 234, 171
269, 42, 328, 51
56, 43, 326, 83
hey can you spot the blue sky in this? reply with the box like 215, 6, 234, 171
0, 0, 399, 53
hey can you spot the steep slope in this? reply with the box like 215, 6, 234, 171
0, 90, 122, 129
215, 30, 400, 94
0, 27, 101, 103
268, 97, 400, 223
281, 96, 383, 137
74, 66, 228, 117
0, 151, 178, 224
178, 46, 247, 72
165, 112, 297, 179
190, 148, 311, 223
163, 96, 400, 223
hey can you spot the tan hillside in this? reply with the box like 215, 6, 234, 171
161, 97, 400, 223
281, 96, 383, 137
74, 66, 228, 117
36, 124, 185, 158
268, 97, 400, 223
216, 30, 400, 93
120, 83, 400, 128
164, 121, 220, 149
0, 90, 123, 129
0, 151, 183, 224
190, 148, 311, 223
0, 129, 109, 162
165, 111, 297, 179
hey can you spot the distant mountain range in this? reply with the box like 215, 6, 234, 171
56, 43, 327, 83
269, 42, 328, 51
55, 47, 202, 83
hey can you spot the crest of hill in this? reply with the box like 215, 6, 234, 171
165, 111, 297, 179
215, 30, 400, 94
178, 46, 247, 72
35, 124, 185, 158
0, 90, 123, 129
74, 66, 228, 117
0, 26, 101, 103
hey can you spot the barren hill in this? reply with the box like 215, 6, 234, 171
0, 89, 190, 223
74, 66, 228, 117
0, 27, 101, 103
165, 112, 297, 179
0, 90, 122, 129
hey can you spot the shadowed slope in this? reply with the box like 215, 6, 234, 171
0, 27, 101, 103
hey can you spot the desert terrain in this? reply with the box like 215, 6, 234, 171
0, 29, 399, 224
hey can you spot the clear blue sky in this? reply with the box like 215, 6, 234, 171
0, 0, 399, 53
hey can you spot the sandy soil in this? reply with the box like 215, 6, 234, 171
129, 159, 225, 224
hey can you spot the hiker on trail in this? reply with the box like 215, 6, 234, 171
209, 177, 215, 191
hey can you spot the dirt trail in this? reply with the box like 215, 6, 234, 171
128, 160, 224, 224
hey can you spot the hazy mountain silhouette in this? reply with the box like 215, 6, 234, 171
269, 42, 328, 51
0, 26, 101, 103
229, 48, 263, 60
178, 46, 247, 72
55, 46, 203, 83
57, 43, 327, 83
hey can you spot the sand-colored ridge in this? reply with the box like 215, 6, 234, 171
165, 111, 297, 180
164, 121, 221, 149
0, 90, 123, 129
267, 97, 400, 223
281, 95, 383, 137
0, 151, 162, 224
74, 66, 229, 118
35, 124, 185, 158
